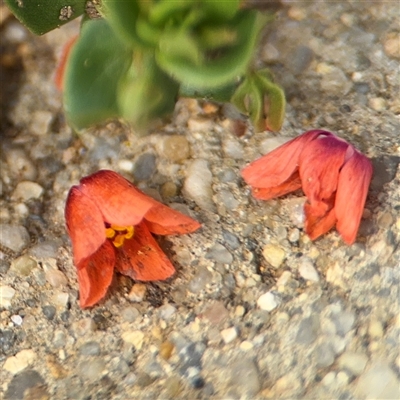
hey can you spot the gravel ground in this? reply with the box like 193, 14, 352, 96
1, 1, 399, 399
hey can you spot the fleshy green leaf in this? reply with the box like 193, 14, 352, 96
5, 0, 85, 35
118, 53, 179, 128
63, 18, 132, 129
155, 10, 266, 89
102, 0, 149, 48
231, 69, 286, 132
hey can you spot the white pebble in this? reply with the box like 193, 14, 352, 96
11, 315, 23, 326
122, 330, 145, 350
299, 258, 319, 282
257, 292, 278, 311
3, 349, 36, 374
183, 159, 215, 211
221, 327, 238, 344
0, 285, 16, 309
51, 292, 69, 309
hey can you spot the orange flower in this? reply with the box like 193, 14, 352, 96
65, 170, 201, 308
241, 130, 373, 244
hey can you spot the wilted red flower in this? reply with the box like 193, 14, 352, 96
65, 170, 201, 308
241, 130, 373, 244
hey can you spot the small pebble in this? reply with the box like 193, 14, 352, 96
133, 153, 156, 181
42, 305, 56, 320
157, 135, 190, 162
355, 361, 400, 399
368, 318, 384, 339
159, 341, 174, 360
383, 32, 400, 59
262, 244, 286, 268
72, 318, 97, 337
338, 351, 368, 376
229, 359, 260, 397
0, 285, 16, 309
30, 110, 53, 135
121, 306, 140, 322
202, 301, 229, 325
3, 349, 36, 374
222, 230, 240, 250
5, 370, 47, 400
239, 340, 254, 351
206, 243, 233, 264
220, 327, 238, 344
50, 292, 69, 309
298, 258, 319, 282
188, 265, 213, 293
9, 255, 36, 276
222, 138, 244, 159
0, 224, 30, 253
183, 159, 215, 211
187, 117, 214, 132
45, 269, 68, 288
79, 359, 106, 382
296, 316, 320, 345
257, 292, 278, 311
368, 97, 387, 111
79, 341, 101, 356
122, 330, 145, 350
5, 148, 37, 180
52, 330, 67, 348
128, 283, 147, 302
10, 315, 23, 326
158, 304, 176, 320
11, 181, 44, 202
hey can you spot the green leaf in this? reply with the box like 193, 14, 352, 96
118, 54, 179, 128
5, 0, 85, 35
63, 19, 132, 129
256, 69, 286, 132
155, 10, 266, 89
101, 0, 150, 48
231, 69, 286, 132
202, 0, 241, 22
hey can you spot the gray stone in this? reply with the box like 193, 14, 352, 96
188, 265, 213, 293
296, 315, 320, 345
206, 243, 233, 264
133, 153, 157, 181
79, 359, 106, 382
222, 230, 241, 250
331, 310, 355, 336
5, 370, 46, 400
79, 341, 101, 356
229, 359, 261, 397
315, 343, 335, 368
0, 224, 30, 253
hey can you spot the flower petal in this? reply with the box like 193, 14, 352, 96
251, 171, 302, 200
115, 222, 175, 281
76, 240, 115, 308
304, 200, 337, 240
335, 148, 373, 244
299, 134, 348, 214
241, 130, 325, 190
65, 186, 106, 266
144, 203, 201, 235
78, 170, 154, 226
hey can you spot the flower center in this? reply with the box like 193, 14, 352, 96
105, 224, 134, 248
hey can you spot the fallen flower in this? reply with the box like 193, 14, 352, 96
65, 170, 201, 308
241, 130, 373, 244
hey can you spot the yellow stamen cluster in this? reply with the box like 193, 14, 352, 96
105, 225, 134, 248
